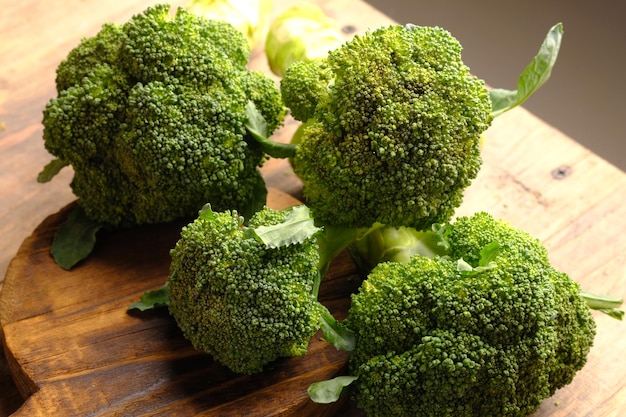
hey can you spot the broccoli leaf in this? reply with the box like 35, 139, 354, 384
458, 241, 501, 276
490, 22, 563, 117
478, 241, 501, 267
308, 375, 358, 404
245, 101, 297, 159
580, 290, 624, 320
251, 205, 321, 248
37, 158, 69, 183
317, 225, 357, 277
198, 203, 219, 221
430, 223, 452, 252
128, 281, 170, 311
318, 306, 356, 351
51, 205, 103, 270
238, 168, 268, 222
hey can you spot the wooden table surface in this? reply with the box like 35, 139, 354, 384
0, 0, 624, 416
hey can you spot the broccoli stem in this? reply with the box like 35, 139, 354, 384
318, 304, 356, 351
350, 223, 449, 272
580, 291, 624, 320
245, 101, 297, 159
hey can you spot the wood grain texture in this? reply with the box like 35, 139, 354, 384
1, 0, 625, 416
1, 189, 364, 416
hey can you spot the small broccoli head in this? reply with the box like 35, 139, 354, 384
120, 4, 250, 85
345, 212, 596, 417
280, 59, 334, 122
281, 24, 492, 230
240, 70, 288, 135
41, 4, 285, 227
54, 23, 126, 92
167, 205, 323, 375
43, 64, 130, 165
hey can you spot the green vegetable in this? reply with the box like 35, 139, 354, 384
350, 222, 449, 270
50, 206, 103, 270
128, 281, 171, 312
308, 375, 358, 404
490, 23, 563, 116
279, 22, 563, 233
185, 0, 273, 47
104, 14, 621, 412
312, 212, 616, 417
280, 24, 493, 230
265, 3, 345, 77
579, 291, 625, 321
351, 220, 624, 320
162, 204, 354, 374
38, 4, 287, 268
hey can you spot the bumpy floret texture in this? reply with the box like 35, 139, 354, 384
281, 25, 492, 230
168, 206, 323, 374
280, 59, 333, 122
345, 212, 596, 417
42, 4, 285, 227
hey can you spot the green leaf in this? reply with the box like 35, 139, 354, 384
318, 306, 356, 351
317, 225, 357, 277
51, 205, 103, 270
597, 309, 624, 321
580, 290, 624, 320
37, 158, 69, 183
198, 203, 218, 221
478, 241, 501, 267
251, 205, 321, 248
457, 258, 475, 274
128, 281, 170, 311
308, 375, 358, 404
245, 101, 297, 159
490, 22, 563, 117
431, 222, 452, 252
238, 168, 268, 222
458, 242, 500, 276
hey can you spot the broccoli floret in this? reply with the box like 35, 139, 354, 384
280, 59, 333, 122
40, 4, 286, 228
240, 70, 287, 135
167, 204, 355, 374
280, 24, 492, 230
54, 23, 126, 92
168, 205, 322, 374
342, 212, 597, 417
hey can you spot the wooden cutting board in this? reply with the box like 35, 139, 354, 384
0, 187, 366, 416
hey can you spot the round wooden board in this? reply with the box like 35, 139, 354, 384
0, 188, 365, 416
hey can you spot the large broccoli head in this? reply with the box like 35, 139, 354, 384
281, 24, 492, 230
345, 212, 596, 417
41, 4, 286, 227
167, 205, 324, 375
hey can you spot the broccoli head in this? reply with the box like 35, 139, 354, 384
167, 205, 325, 374
40, 4, 286, 227
344, 212, 596, 417
280, 24, 492, 230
